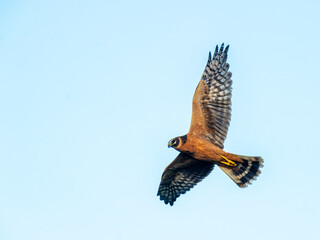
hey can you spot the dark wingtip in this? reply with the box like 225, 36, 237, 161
208, 51, 212, 63
225, 44, 229, 54
213, 43, 229, 60
219, 43, 224, 54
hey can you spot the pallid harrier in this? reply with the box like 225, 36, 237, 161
157, 44, 263, 206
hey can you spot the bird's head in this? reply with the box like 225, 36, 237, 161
168, 135, 187, 150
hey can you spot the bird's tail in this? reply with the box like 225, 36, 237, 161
219, 154, 263, 187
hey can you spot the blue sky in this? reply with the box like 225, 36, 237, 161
1, 0, 320, 239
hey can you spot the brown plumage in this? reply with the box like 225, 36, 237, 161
157, 44, 263, 206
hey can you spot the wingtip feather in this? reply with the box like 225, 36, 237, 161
208, 51, 212, 63
219, 43, 224, 54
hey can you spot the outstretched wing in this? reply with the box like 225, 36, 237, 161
189, 44, 232, 149
157, 153, 214, 206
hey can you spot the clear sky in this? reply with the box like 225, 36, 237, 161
1, 0, 320, 239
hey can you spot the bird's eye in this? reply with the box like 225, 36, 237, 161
172, 140, 176, 145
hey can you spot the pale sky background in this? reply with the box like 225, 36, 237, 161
0, 1, 320, 239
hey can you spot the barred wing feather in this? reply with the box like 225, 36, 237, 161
189, 44, 232, 149
157, 153, 214, 206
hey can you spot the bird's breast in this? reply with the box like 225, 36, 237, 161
181, 136, 223, 161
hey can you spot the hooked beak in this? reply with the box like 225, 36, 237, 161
168, 141, 173, 148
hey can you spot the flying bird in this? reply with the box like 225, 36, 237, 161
157, 44, 263, 206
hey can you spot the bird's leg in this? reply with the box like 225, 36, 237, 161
220, 155, 237, 167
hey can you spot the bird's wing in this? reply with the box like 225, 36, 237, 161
157, 153, 214, 206
189, 44, 232, 149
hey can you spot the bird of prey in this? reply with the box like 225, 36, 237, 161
157, 44, 263, 206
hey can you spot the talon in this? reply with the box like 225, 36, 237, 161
220, 155, 237, 167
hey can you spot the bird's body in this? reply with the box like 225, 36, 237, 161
157, 44, 263, 206
173, 134, 233, 163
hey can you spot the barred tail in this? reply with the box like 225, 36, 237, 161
219, 155, 263, 188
